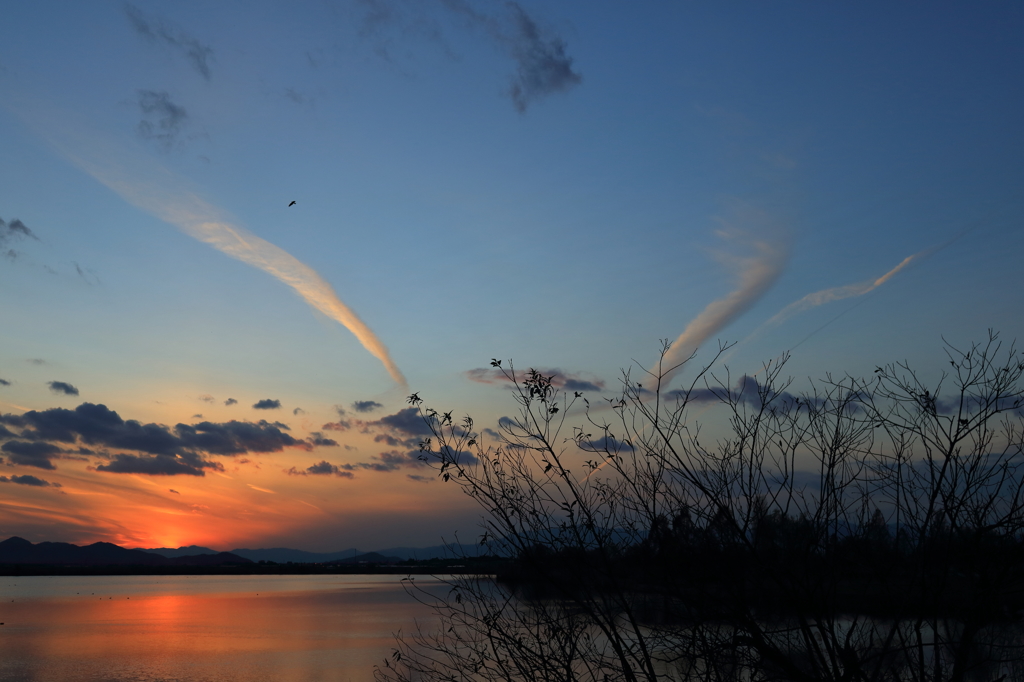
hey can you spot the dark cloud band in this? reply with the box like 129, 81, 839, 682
0, 402, 334, 476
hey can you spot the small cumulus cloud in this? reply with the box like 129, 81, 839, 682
6, 219, 35, 239
96, 452, 219, 476
662, 376, 820, 414
308, 460, 345, 475
0, 474, 61, 488
192, 414, 203, 419
466, 367, 604, 393
1, 440, 62, 470
443, 0, 583, 111
124, 4, 213, 80
293, 407, 305, 415
136, 90, 190, 150
497, 416, 516, 430
169, 488, 180, 494
73, 262, 101, 286
577, 434, 634, 453
563, 378, 603, 392
47, 381, 80, 396
359, 1, 581, 112
224, 398, 237, 406
285, 460, 356, 479
503, 2, 582, 113
0, 218, 40, 255
407, 474, 431, 483
0, 403, 319, 476
371, 450, 412, 471
308, 432, 338, 447
374, 407, 433, 436
357, 446, 476, 475
253, 399, 281, 410
283, 88, 307, 104
176, 419, 312, 454
284, 443, 450, 477
0, 378, 11, 387
27, 359, 46, 365
352, 400, 383, 413
198, 394, 215, 403
396, 446, 478, 469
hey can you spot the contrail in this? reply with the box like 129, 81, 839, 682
756, 251, 922, 331
27, 110, 406, 386
741, 224, 980, 349
654, 226, 788, 388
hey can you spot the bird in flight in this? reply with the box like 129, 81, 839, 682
288, 200, 297, 207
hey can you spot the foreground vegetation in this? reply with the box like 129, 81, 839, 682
377, 333, 1024, 682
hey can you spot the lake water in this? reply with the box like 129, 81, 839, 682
0, 574, 443, 682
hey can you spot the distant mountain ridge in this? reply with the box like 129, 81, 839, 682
138, 545, 401, 564
0, 536, 496, 567
0, 537, 250, 567
137, 542, 493, 563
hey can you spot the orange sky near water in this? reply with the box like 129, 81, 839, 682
0, 399, 483, 552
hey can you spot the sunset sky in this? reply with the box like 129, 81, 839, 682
1, 2, 1022, 552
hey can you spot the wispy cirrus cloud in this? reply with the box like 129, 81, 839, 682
655, 219, 789, 387
758, 253, 923, 333
358, 0, 581, 112
123, 4, 214, 80
29, 117, 407, 386
743, 230, 973, 351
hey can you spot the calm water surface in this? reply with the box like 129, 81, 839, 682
0, 574, 442, 682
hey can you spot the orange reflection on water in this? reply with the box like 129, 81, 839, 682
0, 575, 438, 682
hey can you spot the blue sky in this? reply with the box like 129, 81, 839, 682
0, 1, 1021, 551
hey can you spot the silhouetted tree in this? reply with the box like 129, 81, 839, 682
376, 333, 1024, 682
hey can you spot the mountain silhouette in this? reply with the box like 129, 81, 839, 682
138, 542, 492, 563
0, 537, 251, 567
